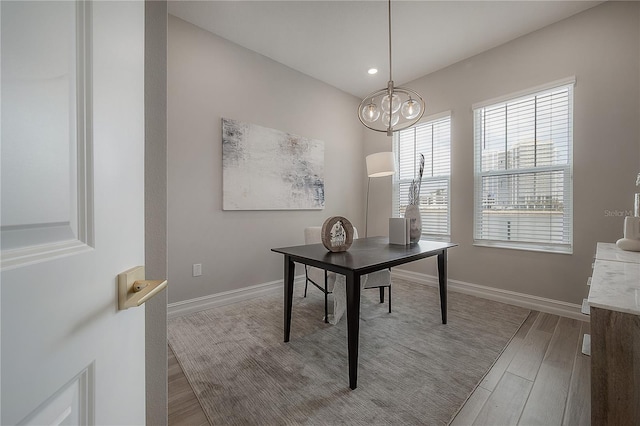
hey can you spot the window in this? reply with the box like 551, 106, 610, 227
473, 79, 574, 253
393, 114, 451, 240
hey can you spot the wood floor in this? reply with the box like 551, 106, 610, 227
450, 311, 590, 426
168, 310, 590, 426
168, 345, 209, 426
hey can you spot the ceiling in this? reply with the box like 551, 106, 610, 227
168, 1, 603, 98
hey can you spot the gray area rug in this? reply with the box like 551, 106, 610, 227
168, 278, 529, 425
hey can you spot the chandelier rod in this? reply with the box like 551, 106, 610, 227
387, 0, 392, 83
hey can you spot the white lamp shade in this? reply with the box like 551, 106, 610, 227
366, 152, 395, 177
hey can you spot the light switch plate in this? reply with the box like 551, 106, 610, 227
193, 264, 202, 277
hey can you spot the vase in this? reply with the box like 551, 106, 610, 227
404, 204, 422, 243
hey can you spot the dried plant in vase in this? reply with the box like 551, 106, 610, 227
616, 172, 640, 251
408, 153, 425, 206
405, 154, 425, 243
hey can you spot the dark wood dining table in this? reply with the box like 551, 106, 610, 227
272, 237, 457, 389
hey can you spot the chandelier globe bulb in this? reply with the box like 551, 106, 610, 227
361, 101, 381, 123
401, 97, 422, 120
382, 111, 400, 127
381, 92, 401, 113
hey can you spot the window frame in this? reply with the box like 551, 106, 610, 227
393, 111, 452, 242
472, 78, 575, 254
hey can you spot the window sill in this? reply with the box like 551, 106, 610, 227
473, 240, 572, 255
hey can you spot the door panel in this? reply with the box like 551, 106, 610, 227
1, 0, 90, 259
1, 2, 146, 424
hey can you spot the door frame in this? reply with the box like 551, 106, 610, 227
144, 1, 169, 424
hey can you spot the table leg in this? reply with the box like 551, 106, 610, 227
437, 250, 448, 324
283, 255, 295, 342
345, 272, 361, 389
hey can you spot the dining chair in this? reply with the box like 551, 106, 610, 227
304, 226, 392, 323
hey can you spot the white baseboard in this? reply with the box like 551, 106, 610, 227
167, 275, 305, 319
391, 269, 586, 321
168, 270, 586, 322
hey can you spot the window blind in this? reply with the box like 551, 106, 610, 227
394, 115, 451, 239
473, 83, 573, 253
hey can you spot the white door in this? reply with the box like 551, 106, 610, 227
1, 2, 147, 424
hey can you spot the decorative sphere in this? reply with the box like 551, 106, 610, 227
401, 98, 422, 120
381, 93, 401, 113
361, 102, 380, 123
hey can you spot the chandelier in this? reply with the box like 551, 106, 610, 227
358, 0, 425, 136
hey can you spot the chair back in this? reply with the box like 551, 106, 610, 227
305, 225, 359, 245
304, 227, 322, 245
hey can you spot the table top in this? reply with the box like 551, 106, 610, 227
272, 237, 457, 275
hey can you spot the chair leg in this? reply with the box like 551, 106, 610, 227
379, 287, 384, 303
388, 285, 392, 313
324, 291, 329, 323
304, 275, 308, 297
324, 270, 329, 323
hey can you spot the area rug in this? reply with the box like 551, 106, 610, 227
168, 278, 530, 425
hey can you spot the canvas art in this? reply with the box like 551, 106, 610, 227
222, 118, 325, 210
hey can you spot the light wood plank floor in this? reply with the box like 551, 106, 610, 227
169, 310, 590, 426
451, 311, 591, 426
168, 345, 209, 426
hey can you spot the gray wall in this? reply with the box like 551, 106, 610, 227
366, 1, 640, 304
168, 2, 639, 308
168, 16, 365, 304
145, 1, 168, 424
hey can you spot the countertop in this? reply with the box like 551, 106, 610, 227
588, 243, 640, 315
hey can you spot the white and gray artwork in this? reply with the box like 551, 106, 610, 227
222, 118, 325, 210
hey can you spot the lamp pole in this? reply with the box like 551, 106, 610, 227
365, 177, 372, 238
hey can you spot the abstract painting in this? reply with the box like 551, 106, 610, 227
222, 118, 325, 210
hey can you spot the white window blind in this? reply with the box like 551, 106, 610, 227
394, 115, 451, 240
473, 82, 573, 253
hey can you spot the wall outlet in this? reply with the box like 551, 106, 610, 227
192, 263, 202, 277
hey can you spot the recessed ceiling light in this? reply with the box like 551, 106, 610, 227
367, 68, 378, 75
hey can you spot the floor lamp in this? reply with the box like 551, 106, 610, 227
365, 152, 396, 237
